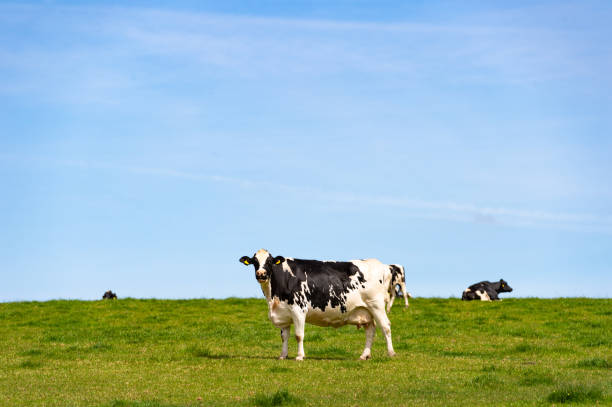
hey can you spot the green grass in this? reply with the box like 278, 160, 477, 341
546, 384, 605, 403
518, 369, 554, 386
575, 357, 611, 369
0, 298, 610, 406
253, 389, 300, 407
105, 402, 183, 407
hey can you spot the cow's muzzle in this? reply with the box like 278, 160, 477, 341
255, 270, 268, 281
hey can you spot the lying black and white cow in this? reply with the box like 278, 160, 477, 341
239, 249, 396, 360
386, 264, 412, 311
102, 290, 117, 299
462, 279, 513, 301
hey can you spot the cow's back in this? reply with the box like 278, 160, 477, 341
468, 281, 491, 290
291, 258, 390, 327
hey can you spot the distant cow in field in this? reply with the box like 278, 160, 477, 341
239, 249, 395, 360
462, 279, 512, 301
386, 264, 412, 311
102, 290, 117, 299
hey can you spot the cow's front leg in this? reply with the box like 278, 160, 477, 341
476, 290, 491, 301
292, 312, 306, 361
279, 327, 290, 359
359, 322, 376, 360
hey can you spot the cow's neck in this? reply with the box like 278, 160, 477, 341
259, 280, 271, 301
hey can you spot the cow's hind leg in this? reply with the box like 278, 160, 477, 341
386, 287, 396, 312
292, 312, 306, 361
279, 327, 290, 360
371, 305, 395, 357
399, 281, 410, 308
370, 303, 395, 357
359, 322, 376, 360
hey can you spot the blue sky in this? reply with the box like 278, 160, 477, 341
1, 1, 611, 301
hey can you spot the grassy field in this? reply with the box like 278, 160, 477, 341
0, 298, 610, 406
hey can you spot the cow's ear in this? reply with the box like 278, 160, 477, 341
273, 256, 285, 265
239, 256, 253, 266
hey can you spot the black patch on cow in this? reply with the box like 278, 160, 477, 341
268, 259, 366, 313
462, 279, 513, 301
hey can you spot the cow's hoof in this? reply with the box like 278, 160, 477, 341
388, 351, 396, 358
278, 356, 287, 360
359, 354, 371, 360
295, 356, 304, 361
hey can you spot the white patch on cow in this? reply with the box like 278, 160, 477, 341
254, 248, 272, 279
282, 259, 295, 277
266, 294, 293, 327
255, 249, 270, 269
476, 289, 491, 301
464, 288, 472, 293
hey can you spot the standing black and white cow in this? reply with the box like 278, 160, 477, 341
239, 249, 396, 360
386, 264, 412, 311
462, 279, 513, 301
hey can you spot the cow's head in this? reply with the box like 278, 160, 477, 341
239, 249, 285, 282
498, 279, 513, 293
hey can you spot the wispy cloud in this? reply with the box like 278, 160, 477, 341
22, 155, 610, 235
116, 163, 612, 234
1, 2, 610, 107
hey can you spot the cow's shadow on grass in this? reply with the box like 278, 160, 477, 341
195, 354, 353, 361
187, 344, 359, 361
192, 353, 363, 361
